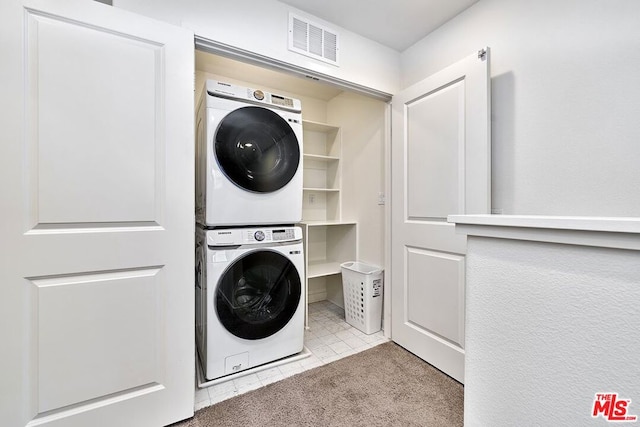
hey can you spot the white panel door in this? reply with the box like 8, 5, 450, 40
391, 49, 490, 383
0, 1, 194, 426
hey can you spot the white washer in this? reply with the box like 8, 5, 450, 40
195, 79, 303, 227
195, 226, 305, 380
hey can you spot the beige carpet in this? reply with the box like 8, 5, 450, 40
173, 342, 463, 427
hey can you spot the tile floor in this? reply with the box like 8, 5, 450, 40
194, 300, 388, 410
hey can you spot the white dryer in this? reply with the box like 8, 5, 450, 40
195, 226, 305, 380
195, 80, 303, 227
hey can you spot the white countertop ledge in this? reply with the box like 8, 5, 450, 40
447, 215, 640, 250
448, 214, 640, 233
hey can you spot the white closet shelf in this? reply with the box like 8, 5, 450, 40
307, 260, 343, 278
299, 220, 357, 226
302, 120, 339, 132
303, 153, 340, 162
303, 187, 340, 192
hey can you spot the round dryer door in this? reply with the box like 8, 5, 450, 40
216, 250, 302, 340
214, 106, 300, 193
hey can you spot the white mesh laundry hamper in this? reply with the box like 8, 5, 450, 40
340, 261, 383, 334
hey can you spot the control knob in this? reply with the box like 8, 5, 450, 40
254, 230, 265, 241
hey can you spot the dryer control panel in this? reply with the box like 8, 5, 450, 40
206, 79, 301, 113
207, 227, 302, 246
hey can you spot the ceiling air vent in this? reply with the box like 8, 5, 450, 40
288, 13, 339, 66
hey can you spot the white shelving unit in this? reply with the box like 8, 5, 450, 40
301, 120, 341, 223
299, 120, 357, 324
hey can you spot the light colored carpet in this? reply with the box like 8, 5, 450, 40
173, 342, 463, 427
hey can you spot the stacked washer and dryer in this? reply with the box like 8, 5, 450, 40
195, 80, 305, 381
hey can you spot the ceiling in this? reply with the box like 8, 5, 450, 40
277, 0, 479, 52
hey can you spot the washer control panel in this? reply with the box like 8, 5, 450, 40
207, 227, 302, 246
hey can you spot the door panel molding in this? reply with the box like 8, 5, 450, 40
405, 246, 465, 348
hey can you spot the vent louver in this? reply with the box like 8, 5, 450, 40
292, 16, 307, 50
289, 13, 339, 66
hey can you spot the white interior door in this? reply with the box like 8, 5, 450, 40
390, 49, 490, 383
0, 1, 194, 426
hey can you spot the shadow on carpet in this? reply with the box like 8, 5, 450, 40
173, 342, 463, 427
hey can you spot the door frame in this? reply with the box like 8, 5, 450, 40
192, 38, 395, 338
194, 36, 392, 102
383, 101, 393, 338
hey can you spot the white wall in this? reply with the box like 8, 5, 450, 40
402, 0, 640, 217
114, 0, 401, 95
328, 92, 386, 269
465, 236, 640, 425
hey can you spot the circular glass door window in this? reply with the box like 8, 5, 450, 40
215, 106, 300, 193
216, 250, 302, 340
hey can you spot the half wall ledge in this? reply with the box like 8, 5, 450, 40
447, 214, 640, 251
447, 213, 640, 426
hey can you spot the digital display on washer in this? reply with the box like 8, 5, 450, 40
271, 94, 294, 107
273, 229, 295, 241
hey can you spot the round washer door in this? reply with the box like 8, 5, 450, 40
216, 250, 302, 340
215, 106, 300, 193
